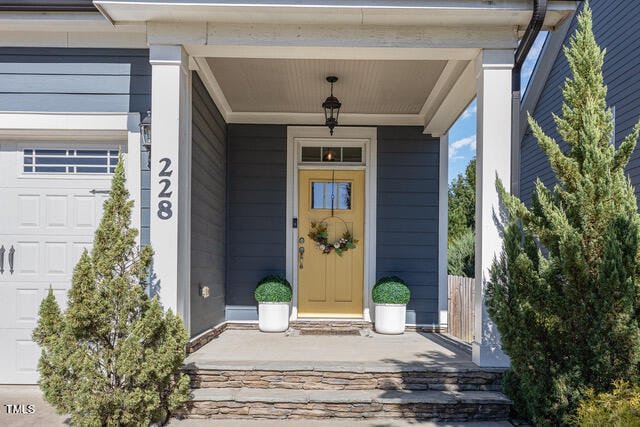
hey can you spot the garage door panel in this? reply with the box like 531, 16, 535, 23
0, 284, 67, 328
0, 141, 116, 384
14, 241, 40, 276
45, 195, 69, 228
0, 329, 40, 384
45, 242, 69, 276
16, 195, 40, 228
74, 195, 97, 228
5, 190, 106, 236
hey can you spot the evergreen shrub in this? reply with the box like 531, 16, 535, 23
33, 157, 189, 426
572, 380, 640, 427
486, 2, 640, 425
255, 275, 292, 302
372, 276, 410, 304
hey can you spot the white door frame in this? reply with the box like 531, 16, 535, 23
286, 126, 377, 322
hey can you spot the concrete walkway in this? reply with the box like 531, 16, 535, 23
0, 386, 68, 426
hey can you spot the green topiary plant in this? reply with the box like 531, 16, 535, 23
372, 276, 410, 305
32, 156, 190, 426
255, 275, 292, 303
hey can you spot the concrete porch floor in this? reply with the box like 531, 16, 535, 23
185, 330, 479, 371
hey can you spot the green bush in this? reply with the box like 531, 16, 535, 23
486, 3, 640, 425
255, 275, 292, 303
372, 276, 410, 304
572, 380, 640, 427
32, 158, 189, 426
448, 227, 475, 277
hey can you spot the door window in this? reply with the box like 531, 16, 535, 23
311, 182, 352, 210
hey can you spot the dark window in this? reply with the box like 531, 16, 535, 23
23, 148, 118, 174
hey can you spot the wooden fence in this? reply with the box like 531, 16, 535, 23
447, 275, 475, 343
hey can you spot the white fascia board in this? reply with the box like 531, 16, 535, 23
424, 58, 477, 136
0, 112, 133, 130
150, 22, 517, 50
420, 60, 469, 122
203, 23, 517, 50
96, 1, 576, 29
0, 112, 134, 139
185, 45, 480, 61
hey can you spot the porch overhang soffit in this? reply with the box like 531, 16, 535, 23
94, 0, 577, 134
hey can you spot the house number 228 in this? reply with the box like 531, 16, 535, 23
157, 158, 173, 220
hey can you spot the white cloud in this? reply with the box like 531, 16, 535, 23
460, 103, 477, 120
449, 135, 477, 160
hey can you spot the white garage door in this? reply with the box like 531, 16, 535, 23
0, 143, 118, 384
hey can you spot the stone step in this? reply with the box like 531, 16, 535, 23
187, 363, 504, 392
179, 387, 512, 421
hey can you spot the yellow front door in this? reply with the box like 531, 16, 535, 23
298, 169, 364, 317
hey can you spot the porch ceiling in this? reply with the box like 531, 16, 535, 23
206, 58, 447, 115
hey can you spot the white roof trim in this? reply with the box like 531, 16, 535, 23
96, 0, 577, 29
0, 112, 138, 139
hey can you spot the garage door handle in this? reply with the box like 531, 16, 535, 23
0, 245, 4, 274
8, 245, 14, 275
90, 189, 110, 194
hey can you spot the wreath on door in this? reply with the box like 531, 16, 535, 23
308, 219, 357, 256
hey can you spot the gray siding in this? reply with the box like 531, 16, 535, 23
521, 0, 640, 204
0, 1, 95, 11
377, 127, 440, 325
190, 73, 227, 336
0, 48, 151, 114
0, 47, 152, 245
226, 124, 287, 319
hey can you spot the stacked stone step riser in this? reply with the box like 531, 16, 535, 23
187, 369, 503, 392
182, 401, 510, 420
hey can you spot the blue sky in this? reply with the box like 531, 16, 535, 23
447, 32, 548, 183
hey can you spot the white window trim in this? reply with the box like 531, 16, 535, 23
0, 112, 142, 238
286, 126, 377, 322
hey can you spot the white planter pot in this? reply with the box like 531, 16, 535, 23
258, 302, 290, 332
374, 304, 407, 334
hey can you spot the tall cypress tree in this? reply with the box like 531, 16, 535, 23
33, 157, 189, 426
487, 2, 640, 424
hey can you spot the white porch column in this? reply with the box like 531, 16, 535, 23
149, 45, 192, 333
438, 133, 449, 330
473, 49, 513, 367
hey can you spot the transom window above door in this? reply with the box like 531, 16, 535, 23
301, 146, 363, 164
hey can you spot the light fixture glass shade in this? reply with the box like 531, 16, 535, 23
322, 77, 341, 135
139, 110, 152, 150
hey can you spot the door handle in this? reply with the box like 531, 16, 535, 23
8, 245, 14, 274
0, 245, 4, 274
298, 245, 305, 269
